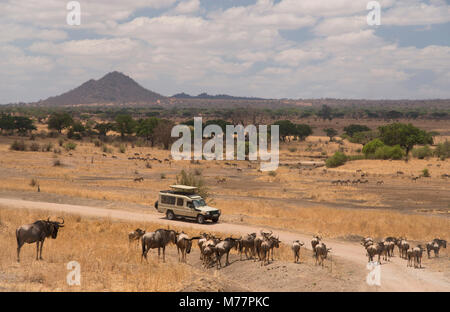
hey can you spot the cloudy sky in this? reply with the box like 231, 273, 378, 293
1, 0, 449, 103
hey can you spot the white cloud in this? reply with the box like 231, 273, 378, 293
0, 0, 449, 102
172, 0, 200, 15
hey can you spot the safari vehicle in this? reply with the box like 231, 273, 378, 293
154, 185, 221, 224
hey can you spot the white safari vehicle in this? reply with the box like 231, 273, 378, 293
154, 185, 221, 224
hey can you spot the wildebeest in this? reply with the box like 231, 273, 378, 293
292, 240, 304, 263
215, 237, 239, 268
238, 233, 256, 260
314, 242, 331, 268
128, 228, 146, 245
426, 238, 447, 258
259, 236, 280, 266
412, 245, 424, 268
141, 229, 177, 262
311, 235, 321, 251
16, 217, 65, 262
176, 232, 200, 263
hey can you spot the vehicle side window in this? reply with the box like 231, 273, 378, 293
187, 201, 194, 209
161, 195, 176, 205
176, 198, 184, 206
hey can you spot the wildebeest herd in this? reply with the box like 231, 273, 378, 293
361, 236, 447, 268
15, 218, 445, 274
129, 228, 332, 269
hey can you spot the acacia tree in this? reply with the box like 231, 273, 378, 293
94, 122, 115, 136
324, 128, 338, 141
136, 117, 160, 146
378, 123, 433, 157
154, 119, 175, 150
295, 124, 313, 141
48, 112, 73, 133
115, 114, 136, 138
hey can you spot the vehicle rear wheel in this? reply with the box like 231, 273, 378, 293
197, 214, 205, 224
166, 210, 175, 220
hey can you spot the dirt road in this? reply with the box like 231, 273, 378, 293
0, 197, 448, 292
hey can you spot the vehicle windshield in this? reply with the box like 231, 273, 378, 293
193, 199, 206, 208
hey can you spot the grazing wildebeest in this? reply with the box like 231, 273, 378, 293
141, 229, 177, 262
215, 237, 239, 268
238, 233, 256, 260
176, 232, 200, 263
128, 228, 146, 245
426, 238, 447, 258
292, 240, 304, 263
16, 217, 65, 262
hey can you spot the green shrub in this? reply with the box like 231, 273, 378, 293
362, 139, 385, 156
435, 140, 450, 160
326, 152, 348, 168
119, 144, 126, 153
412, 145, 433, 159
422, 168, 430, 177
374, 145, 405, 160
64, 142, 77, 151
176, 169, 209, 199
288, 147, 297, 153
268, 171, 277, 177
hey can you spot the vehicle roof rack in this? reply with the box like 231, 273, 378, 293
169, 185, 198, 194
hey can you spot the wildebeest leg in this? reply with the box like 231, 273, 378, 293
35, 241, 40, 260
17, 241, 24, 263
226, 252, 230, 266
39, 239, 45, 260
162, 246, 166, 262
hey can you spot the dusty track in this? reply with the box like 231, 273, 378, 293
0, 197, 448, 292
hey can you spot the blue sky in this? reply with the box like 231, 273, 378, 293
0, 0, 449, 103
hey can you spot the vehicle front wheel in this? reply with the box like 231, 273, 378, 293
166, 210, 175, 220
211, 217, 219, 223
197, 214, 205, 224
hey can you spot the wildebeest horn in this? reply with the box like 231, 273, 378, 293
58, 217, 65, 225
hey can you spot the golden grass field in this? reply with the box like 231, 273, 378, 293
0, 132, 449, 241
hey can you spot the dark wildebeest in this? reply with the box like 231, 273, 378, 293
215, 237, 239, 268
141, 229, 177, 262
426, 238, 447, 258
16, 217, 65, 262
238, 233, 256, 260
176, 232, 200, 263
259, 236, 280, 266
128, 228, 146, 245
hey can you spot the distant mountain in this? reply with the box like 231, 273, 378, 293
171, 92, 266, 101
35, 71, 164, 106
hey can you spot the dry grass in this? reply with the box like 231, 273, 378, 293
0, 208, 198, 291
215, 199, 450, 241
0, 135, 449, 243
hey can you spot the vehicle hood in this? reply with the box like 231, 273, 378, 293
197, 206, 220, 213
